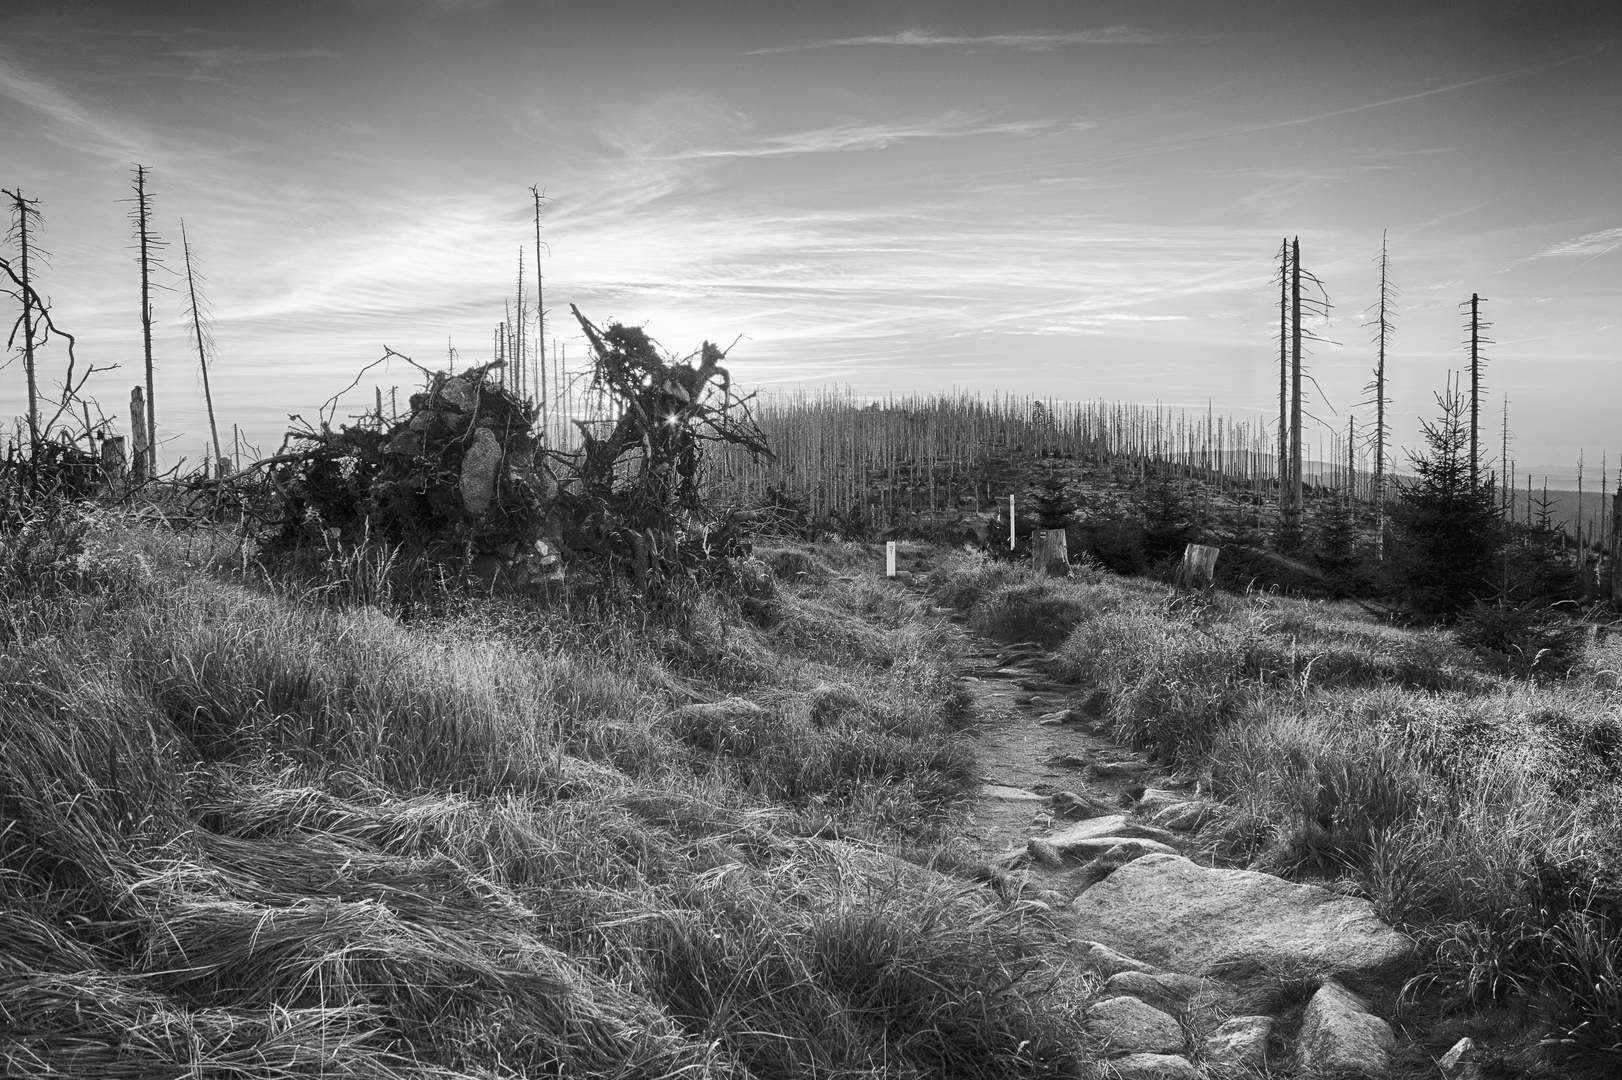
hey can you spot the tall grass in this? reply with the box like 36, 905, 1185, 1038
1, 508, 1096, 1079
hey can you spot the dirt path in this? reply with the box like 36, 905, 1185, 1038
892, 555, 1193, 875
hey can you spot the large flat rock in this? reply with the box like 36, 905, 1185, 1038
1068, 854, 1412, 977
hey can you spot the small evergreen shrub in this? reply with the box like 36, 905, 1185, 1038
1455, 601, 1588, 680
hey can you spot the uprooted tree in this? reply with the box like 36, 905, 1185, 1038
253, 306, 771, 592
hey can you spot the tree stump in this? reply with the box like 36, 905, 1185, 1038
99, 435, 127, 489
129, 386, 148, 484
1033, 527, 1069, 576
1176, 543, 1220, 589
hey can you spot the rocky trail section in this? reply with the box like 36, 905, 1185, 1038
891, 562, 1456, 1079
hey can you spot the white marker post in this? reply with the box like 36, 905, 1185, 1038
1009, 494, 1016, 550
885, 541, 897, 577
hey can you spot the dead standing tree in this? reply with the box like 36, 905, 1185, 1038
1361, 231, 1397, 558
1277, 237, 1331, 549
3, 188, 44, 447
180, 221, 226, 476
128, 165, 167, 475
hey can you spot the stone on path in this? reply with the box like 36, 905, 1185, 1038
1045, 815, 1179, 849
1102, 970, 1224, 1015
1088, 759, 1157, 779
1084, 996, 1185, 1055
982, 784, 1046, 802
1080, 941, 1159, 977
1104, 1052, 1200, 1079
1294, 978, 1395, 1078
1069, 854, 1413, 977
1069, 842, 1165, 892
1147, 800, 1224, 833
1042, 833, 1179, 863
1131, 788, 1186, 816
1203, 1015, 1272, 1071
1049, 789, 1115, 820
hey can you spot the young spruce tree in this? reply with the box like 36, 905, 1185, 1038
1388, 384, 1503, 619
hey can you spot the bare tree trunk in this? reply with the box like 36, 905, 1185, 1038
1469, 293, 1481, 488
181, 221, 224, 472
531, 185, 548, 442
133, 166, 159, 474
5, 189, 41, 447
1278, 237, 1289, 508
1288, 236, 1303, 541
1372, 231, 1392, 559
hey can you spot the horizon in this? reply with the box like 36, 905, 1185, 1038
1, 0, 1618, 487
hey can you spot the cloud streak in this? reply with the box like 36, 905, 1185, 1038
0, 53, 145, 161
747, 27, 1168, 55
669, 116, 1094, 161
1537, 226, 1622, 261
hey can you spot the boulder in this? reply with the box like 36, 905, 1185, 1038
1105, 1052, 1200, 1079
1084, 996, 1185, 1055
1069, 854, 1413, 977
1080, 941, 1159, 977
1294, 978, 1394, 1078
1203, 1015, 1272, 1071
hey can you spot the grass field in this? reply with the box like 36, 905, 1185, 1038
6, 495, 1621, 1076
0, 502, 1100, 1079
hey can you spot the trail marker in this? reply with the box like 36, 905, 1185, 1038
886, 541, 897, 577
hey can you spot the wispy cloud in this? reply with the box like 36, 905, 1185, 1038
1537, 226, 1622, 260
670, 116, 1093, 161
747, 27, 1168, 55
163, 46, 341, 78
0, 53, 145, 160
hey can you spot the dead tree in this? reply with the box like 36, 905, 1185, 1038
1361, 231, 1397, 557
530, 185, 550, 438
1464, 293, 1492, 489
129, 165, 166, 474
2, 243, 100, 457
3, 188, 43, 447
1280, 237, 1331, 548
181, 221, 225, 474
1276, 237, 1289, 509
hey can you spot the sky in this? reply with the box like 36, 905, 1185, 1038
1, 0, 1618, 483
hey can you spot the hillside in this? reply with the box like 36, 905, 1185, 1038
4, 500, 1622, 1077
